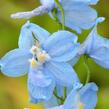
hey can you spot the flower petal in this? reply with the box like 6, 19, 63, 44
79, 17, 105, 54
56, 82, 82, 98
63, 89, 78, 109
79, 83, 98, 109
80, 17, 109, 69
63, 83, 98, 109
11, 5, 50, 19
19, 21, 34, 49
43, 31, 79, 62
89, 31, 109, 69
68, 55, 80, 66
43, 96, 59, 109
29, 96, 42, 104
47, 105, 63, 109
62, 0, 99, 6
57, 2, 97, 33
23, 21, 50, 44
52, 44, 80, 62
28, 67, 55, 101
56, 84, 64, 97
0, 49, 31, 77
40, 0, 55, 9
45, 61, 80, 87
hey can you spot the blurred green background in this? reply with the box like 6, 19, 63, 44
0, 0, 109, 109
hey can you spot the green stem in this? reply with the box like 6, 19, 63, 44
52, 8, 62, 29
55, 0, 65, 30
84, 55, 91, 84
53, 90, 64, 104
63, 87, 67, 100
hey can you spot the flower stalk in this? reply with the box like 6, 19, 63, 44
55, 0, 65, 30
84, 55, 91, 84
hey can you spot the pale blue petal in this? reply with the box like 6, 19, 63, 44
68, 55, 80, 66
63, 83, 98, 109
73, 82, 83, 90
66, 82, 83, 97
45, 62, 80, 87
29, 96, 42, 104
78, 32, 93, 56
0, 49, 31, 77
43, 96, 59, 108
56, 85, 64, 97
78, 17, 105, 55
56, 82, 82, 98
80, 17, 109, 69
47, 105, 63, 109
83, 0, 99, 5
43, 31, 79, 62
25, 22, 50, 44
61, 0, 99, 6
63, 89, 78, 109
40, 0, 55, 9
19, 21, 34, 49
51, 44, 80, 62
11, 6, 50, 19
79, 18, 105, 54
79, 83, 98, 109
28, 67, 55, 101
57, 3, 97, 33
43, 31, 78, 49
89, 30, 109, 69
40, 0, 54, 5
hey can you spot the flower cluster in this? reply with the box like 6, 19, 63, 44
0, 0, 109, 109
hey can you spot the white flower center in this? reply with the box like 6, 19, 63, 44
29, 42, 50, 68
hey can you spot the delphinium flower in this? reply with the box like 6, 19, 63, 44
0, 21, 80, 103
47, 83, 98, 109
79, 17, 109, 69
44, 82, 83, 109
11, 0, 98, 33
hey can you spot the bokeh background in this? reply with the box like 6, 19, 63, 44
0, 0, 109, 109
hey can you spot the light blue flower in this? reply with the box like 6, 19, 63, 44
47, 83, 98, 109
63, 83, 98, 109
44, 82, 83, 109
79, 17, 109, 69
0, 21, 80, 103
56, 0, 99, 33
11, 0, 98, 33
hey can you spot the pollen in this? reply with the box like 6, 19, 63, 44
78, 102, 84, 109
37, 53, 47, 62
29, 58, 38, 68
